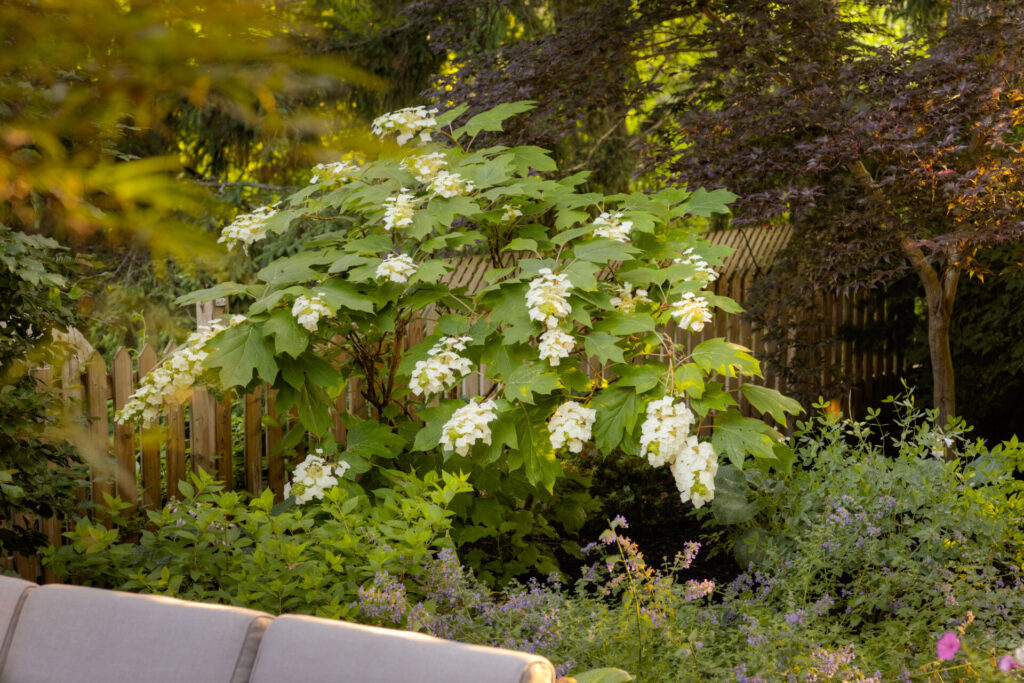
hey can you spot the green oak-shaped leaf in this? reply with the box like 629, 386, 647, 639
591, 386, 640, 453
584, 332, 625, 364
503, 363, 560, 404
740, 384, 804, 425
262, 309, 309, 358
517, 417, 561, 493
691, 338, 760, 378
573, 669, 634, 683
679, 187, 737, 217
711, 408, 779, 468
204, 323, 277, 388
573, 238, 640, 264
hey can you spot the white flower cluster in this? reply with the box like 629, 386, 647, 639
310, 160, 357, 185
376, 254, 418, 284
548, 401, 596, 453
383, 189, 416, 231
371, 106, 438, 146
285, 449, 350, 504
640, 397, 696, 467
673, 248, 719, 284
592, 212, 633, 243
292, 293, 332, 332
401, 152, 447, 182
539, 328, 575, 366
639, 397, 718, 508
526, 269, 573, 329
609, 283, 650, 313
217, 206, 277, 252
502, 204, 522, 222
410, 336, 474, 397
671, 436, 718, 508
440, 399, 497, 456
670, 292, 713, 332
116, 315, 246, 426
428, 170, 475, 198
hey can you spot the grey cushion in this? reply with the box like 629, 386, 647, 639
249, 615, 556, 683
0, 575, 35, 669
1, 584, 271, 683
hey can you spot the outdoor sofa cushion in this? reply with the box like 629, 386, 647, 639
248, 614, 557, 683
0, 580, 271, 683
0, 576, 34, 669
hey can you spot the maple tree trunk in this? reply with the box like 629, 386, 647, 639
904, 242, 961, 428
923, 283, 956, 425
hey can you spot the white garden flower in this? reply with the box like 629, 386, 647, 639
428, 170, 475, 198
376, 254, 418, 284
639, 396, 696, 468
382, 189, 416, 231
292, 293, 332, 332
116, 315, 247, 426
409, 336, 474, 397
673, 248, 719, 285
217, 205, 277, 252
609, 283, 650, 313
371, 106, 439, 146
401, 152, 448, 183
526, 268, 573, 329
670, 292, 713, 332
310, 160, 358, 185
592, 212, 633, 243
548, 401, 596, 453
440, 399, 498, 456
538, 328, 575, 366
285, 449, 350, 504
502, 204, 522, 222
670, 437, 718, 508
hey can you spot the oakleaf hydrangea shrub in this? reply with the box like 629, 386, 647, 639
117, 101, 801, 580
43, 468, 471, 618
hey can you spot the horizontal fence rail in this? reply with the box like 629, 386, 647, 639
6, 245, 905, 582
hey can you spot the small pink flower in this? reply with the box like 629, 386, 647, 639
1000, 655, 1019, 673
936, 632, 960, 661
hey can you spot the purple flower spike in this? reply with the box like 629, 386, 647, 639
999, 655, 1019, 673
936, 632, 960, 661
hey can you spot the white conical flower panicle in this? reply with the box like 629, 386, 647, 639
285, 449, 350, 504
526, 268, 573, 329
639, 396, 696, 468
592, 212, 633, 243
292, 294, 332, 332
670, 292, 713, 332
116, 315, 247, 426
609, 283, 650, 313
670, 437, 718, 508
428, 170, 475, 198
383, 189, 416, 231
502, 204, 522, 222
548, 401, 596, 453
409, 336, 474, 397
376, 254, 418, 284
217, 206, 277, 252
401, 152, 448, 182
440, 399, 498, 456
538, 328, 575, 366
310, 160, 358, 185
371, 106, 439, 146
673, 248, 719, 285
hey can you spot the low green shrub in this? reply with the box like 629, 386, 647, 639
43, 467, 471, 617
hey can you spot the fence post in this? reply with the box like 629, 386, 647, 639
111, 347, 138, 505
191, 301, 228, 476
85, 351, 113, 509
137, 344, 163, 508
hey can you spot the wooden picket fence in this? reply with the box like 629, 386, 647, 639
6, 228, 906, 581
